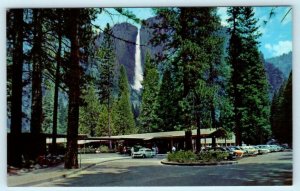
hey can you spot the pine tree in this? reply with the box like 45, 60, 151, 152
96, 105, 116, 136
8, 9, 24, 167
64, 8, 99, 169
271, 72, 292, 146
155, 68, 180, 132
114, 65, 136, 135
227, 7, 244, 145
280, 72, 292, 146
227, 7, 271, 145
152, 8, 224, 150
42, 81, 54, 134
51, 9, 64, 154
79, 85, 101, 136
30, 9, 44, 137
97, 24, 116, 139
138, 53, 159, 132
64, 9, 80, 169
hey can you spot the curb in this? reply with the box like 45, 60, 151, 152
12, 157, 129, 187
161, 159, 238, 166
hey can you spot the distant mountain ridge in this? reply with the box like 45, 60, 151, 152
264, 61, 285, 97
266, 51, 292, 79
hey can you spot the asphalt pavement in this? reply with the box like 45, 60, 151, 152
7, 153, 131, 187
34, 151, 292, 186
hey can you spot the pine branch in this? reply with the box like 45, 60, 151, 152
281, 8, 292, 23
94, 24, 150, 47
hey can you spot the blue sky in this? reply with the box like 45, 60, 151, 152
217, 6, 292, 59
94, 7, 292, 59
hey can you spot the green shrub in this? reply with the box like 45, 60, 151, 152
198, 151, 229, 162
167, 150, 197, 163
78, 146, 96, 154
98, 145, 109, 153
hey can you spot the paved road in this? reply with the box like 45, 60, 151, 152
37, 151, 292, 186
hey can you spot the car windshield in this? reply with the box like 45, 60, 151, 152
133, 146, 142, 152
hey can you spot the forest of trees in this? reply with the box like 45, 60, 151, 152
7, 7, 292, 169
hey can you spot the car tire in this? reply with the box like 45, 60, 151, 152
142, 154, 146, 158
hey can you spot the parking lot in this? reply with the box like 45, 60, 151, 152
37, 150, 292, 186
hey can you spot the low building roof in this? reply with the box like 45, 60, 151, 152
46, 128, 234, 144
89, 128, 222, 141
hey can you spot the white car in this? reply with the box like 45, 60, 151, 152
239, 146, 258, 156
132, 148, 155, 158
256, 145, 271, 153
254, 146, 269, 154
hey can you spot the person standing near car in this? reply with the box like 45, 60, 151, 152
172, 146, 176, 153
131, 147, 134, 156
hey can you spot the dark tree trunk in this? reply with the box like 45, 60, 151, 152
64, 9, 80, 169
185, 130, 193, 151
195, 115, 201, 153
31, 9, 43, 135
30, 9, 44, 159
9, 9, 24, 167
230, 11, 242, 146
52, 11, 63, 155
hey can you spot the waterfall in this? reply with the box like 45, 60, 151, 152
132, 29, 143, 91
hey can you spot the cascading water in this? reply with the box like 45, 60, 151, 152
132, 29, 143, 91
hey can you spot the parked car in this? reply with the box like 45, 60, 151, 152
266, 145, 279, 152
238, 146, 258, 156
269, 145, 283, 152
253, 146, 269, 154
228, 146, 244, 157
256, 145, 271, 153
132, 148, 155, 158
280, 144, 289, 150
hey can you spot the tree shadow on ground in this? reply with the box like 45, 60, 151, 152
49, 160, 292, 187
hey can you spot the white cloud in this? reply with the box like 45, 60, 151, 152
264, 40, 292, 57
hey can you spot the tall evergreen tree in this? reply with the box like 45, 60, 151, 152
30, 9, 44, 136
97, 24, 116, 139
97, 105, 116, 136
280, 72, 292, 146
138, 53, 159, 132
227, 7, 243, 145
114, 65, 136, 135
7, 9, 24, 167
271, 72, 292, 146
79, 85, 101, 136
51, 9, 64, 154
64, 9, 81, 169
155, 68, 180, 132
42, 81, 54, 133
64, 8, 99, 169
227, 7, 271, 145
152, 8, 224, 150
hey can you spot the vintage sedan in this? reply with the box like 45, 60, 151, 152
240, 146, 258, 156
227, 146, 244, 157
132, 148, 155, 158
253, 145, 269, 154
